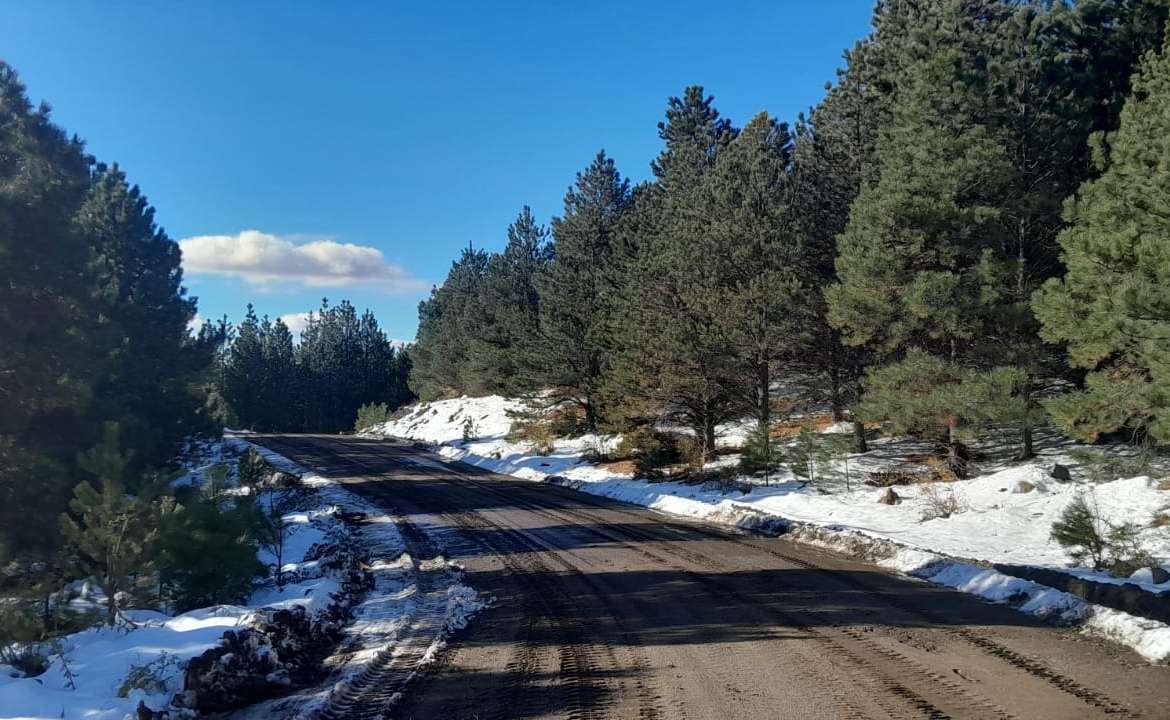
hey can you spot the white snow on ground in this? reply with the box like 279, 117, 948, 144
228, 438, 486, 719
0, 608, 253, 720
0, 461, 343, 719
372, 395, 1170, 662
0, 436, 483, 720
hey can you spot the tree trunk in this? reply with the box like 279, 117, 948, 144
945, 420, 967, 478
1021, 417, 1034, 461
852, 419, 868, 454
106, 590, 118, 626
1019, 376, 1035, 460
703, 414, 717, 464
829, 367, 844, 422
584, 396, 598, 433
757, 361, 770, 427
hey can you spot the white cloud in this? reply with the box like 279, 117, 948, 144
279, 311, 313, 336
179, 229, 426, 292
187, 313, 205, 334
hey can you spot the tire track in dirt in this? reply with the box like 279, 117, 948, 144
257, 435, 1169, 719
431, 456, 1141, 719
428, 464, 1004, 720
278, 435, 660, 720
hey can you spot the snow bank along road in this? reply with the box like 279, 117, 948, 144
250, 434, 1170, 720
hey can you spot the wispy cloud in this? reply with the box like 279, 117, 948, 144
179, 229, 427, 292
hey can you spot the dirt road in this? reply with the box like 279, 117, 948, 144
251, 434, 1170, 720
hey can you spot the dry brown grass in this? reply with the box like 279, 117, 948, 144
919, 484, 968, 521
1158, 478, 1170, 491
545, 405, 586, 436
506, 419, 556, 455
1151, 511, 1170, 529
866, 467, 934, 487
599, 459, 638, 475
922, 456, 959, 483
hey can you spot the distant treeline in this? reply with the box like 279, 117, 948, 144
211, 299, 413, 433
410, 0, 1170, 473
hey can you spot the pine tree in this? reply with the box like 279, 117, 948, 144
58, 425, 158, 624
827, 6, 1016, 474
157, 490, 265, 611
75, 164, 213, 473
1033, 23, 1170, 443
194, 315, 237, 429
1050, 493, 1109, 569
466, 206, 550, 394
968, 2, 1154, 458
534, 151, 630, 430
0, 63, 95, 558
1054, 0, 1168, 146
262, 316, 298, 430
224, 305, 266, 429
606, 88, 742, 457
787, 39, 884, 452
409, 249, 489, 400
739, 421, 784, 478
356, 309, 392, 415
705, 112, 799, 428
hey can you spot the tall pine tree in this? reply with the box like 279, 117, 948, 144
409, 248, 489, 400
534, 151, 629, 430
609, 88, 741, 457
827, 5, 1016, 473
465, 206, 550, 394
77, 164, 214, 472
1033, 22, 1170, 443
705, 112, 800, 429
0, 62, 95, 558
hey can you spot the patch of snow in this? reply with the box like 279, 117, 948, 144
226, 438, 486, 719
0, 606, 256, 719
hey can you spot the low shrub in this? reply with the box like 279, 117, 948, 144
117, 653, 183, 698
237, 447, 271, 488
1051, 493, 1108, 568
1051, 492, 1156, 574
1068, 448, 1154, 484
867, 468, 926, 487
547, 405, 588, 437
461, 416, 478, 442
158, 494, 267, 612
675, 434, 704, 468
739, 422, 784, 476
1103, 522, 1157, 578
354, 402, 390, 432
0, 601, 47, 676
918, 484, 967, 521
507, 419, 556, 455
386, 403, 416, 423
615, 426, 684, 477
922, 456, 959, 483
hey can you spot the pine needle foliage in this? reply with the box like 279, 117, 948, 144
58, 425, 158, 625
1034, 21, 1170, 444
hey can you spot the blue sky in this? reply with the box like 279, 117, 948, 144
2, 1, 874, 342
